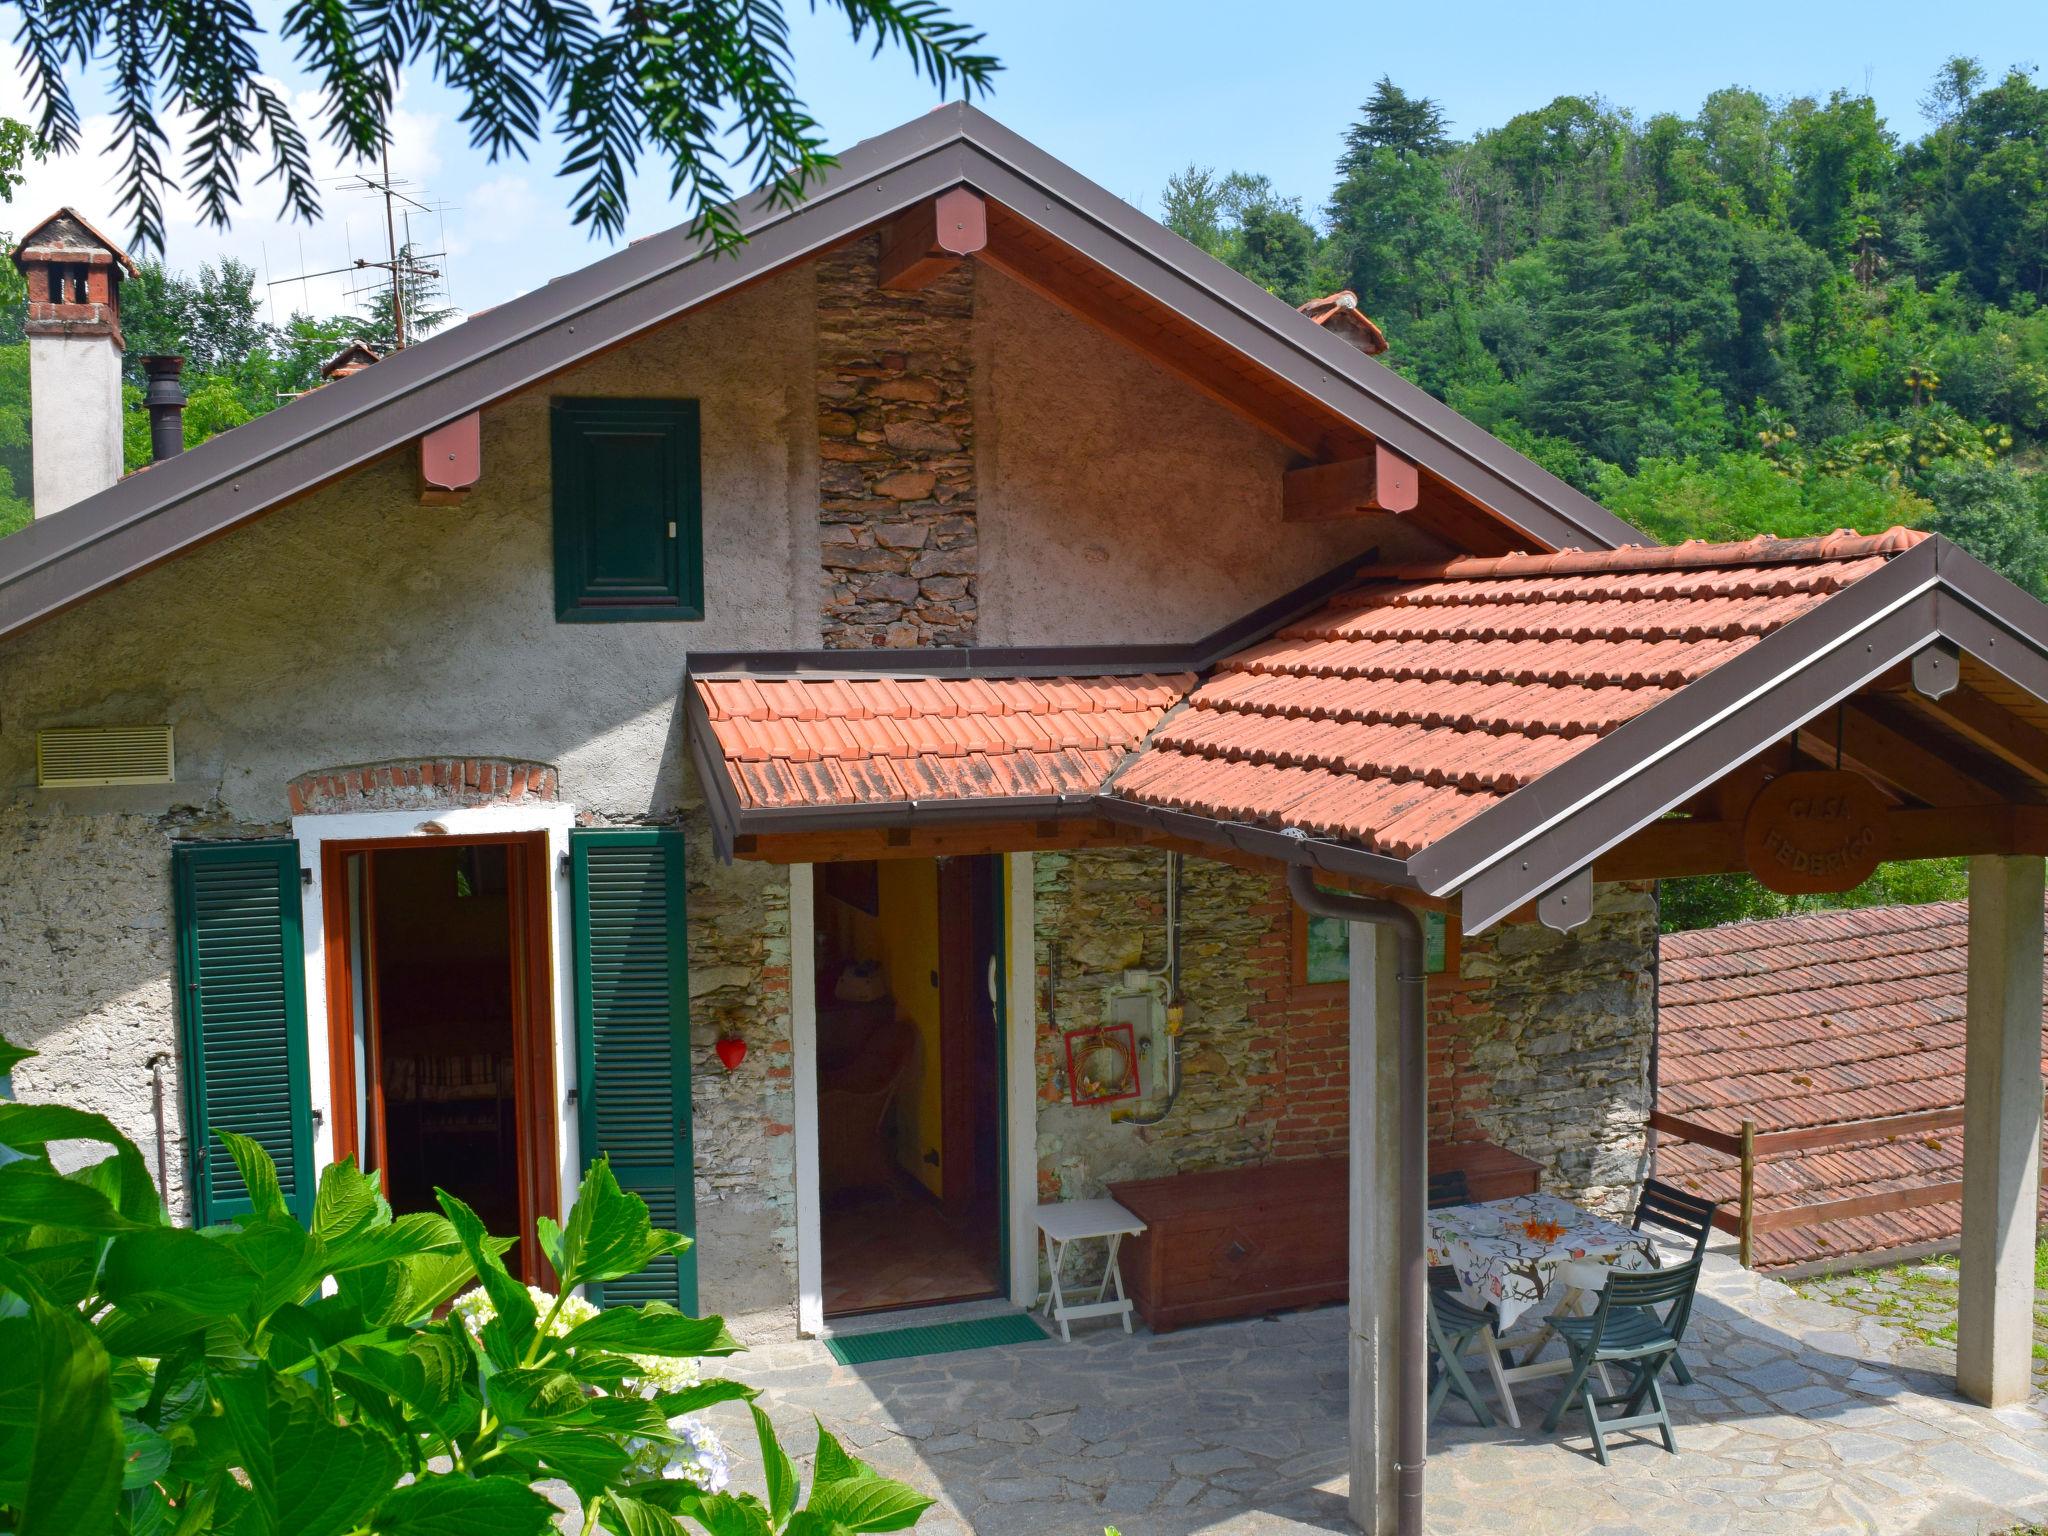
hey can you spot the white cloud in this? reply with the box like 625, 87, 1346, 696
0, 62, 453, 324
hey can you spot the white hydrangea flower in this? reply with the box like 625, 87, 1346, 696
627, 1415, 728, 1492
448, 1287, 706, 1401
623, 1352, 702, 1399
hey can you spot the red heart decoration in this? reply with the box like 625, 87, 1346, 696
714, 1037, 747, 1072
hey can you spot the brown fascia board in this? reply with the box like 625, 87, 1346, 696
0, 104, 1644, 645
688, 547, 1380, 681
1425, 536, 2048, 933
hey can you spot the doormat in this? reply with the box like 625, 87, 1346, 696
824, 1313, 1048, 1365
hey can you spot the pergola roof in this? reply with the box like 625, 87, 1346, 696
1657, 900, 2048, 1269
692, 528, 2048, 930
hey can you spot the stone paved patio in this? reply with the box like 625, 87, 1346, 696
705, 1242, 2048, 1535
1792, 1243, 2048, 1397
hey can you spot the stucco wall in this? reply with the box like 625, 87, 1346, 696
972, 267, 1447, 646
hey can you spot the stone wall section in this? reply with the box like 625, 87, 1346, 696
678, 798, 798, 1341
816, 236, 977, 648
1029, 849, 1657, 1220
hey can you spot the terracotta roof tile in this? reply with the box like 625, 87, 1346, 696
1656, 900, 2048, 1268
692, 671, 1194, 812
1109, 531, 1921, 855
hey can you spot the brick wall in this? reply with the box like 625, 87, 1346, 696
1030, 848, 1656, 1217
815, 235, 977, 649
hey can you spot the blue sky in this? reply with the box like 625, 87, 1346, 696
3, 0, 2039, 324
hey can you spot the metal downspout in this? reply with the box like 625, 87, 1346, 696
1286, 864, 1426, 1536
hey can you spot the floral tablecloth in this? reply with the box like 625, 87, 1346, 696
1427, 1192, 1658, 1330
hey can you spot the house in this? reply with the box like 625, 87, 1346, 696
1655, 900, 2048, 1272
2, 106, 2043, 1533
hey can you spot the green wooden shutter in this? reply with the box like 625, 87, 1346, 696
172, 840, 314, 1226
552, 398, 703, 622
569, 827, 695, 1309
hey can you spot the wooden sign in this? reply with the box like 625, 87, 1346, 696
1741, 770, 1889, 895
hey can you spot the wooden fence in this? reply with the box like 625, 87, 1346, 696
1647, 1107, 1968, 1268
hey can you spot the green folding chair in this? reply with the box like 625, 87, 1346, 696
1539, 1256, 1704, 1465
1427, 1286, 1498, 1427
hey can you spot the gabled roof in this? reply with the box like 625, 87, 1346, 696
0, 104, 1643, 645
10, 207, 138, 276
691, 529, 2048, 930
1109, 530, 1920, 861
1656, 900, 2048, 1269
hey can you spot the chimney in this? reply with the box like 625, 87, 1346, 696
140, 355, 186, 461
10, 208, 137, 516
1297, 290, 1389, 357
318, 340, 383, 383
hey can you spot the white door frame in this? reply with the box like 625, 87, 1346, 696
790, 853, 1039, 1336
291, 802, 582, 1213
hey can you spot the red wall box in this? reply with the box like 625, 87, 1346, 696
1109, 1142, 1541, 1332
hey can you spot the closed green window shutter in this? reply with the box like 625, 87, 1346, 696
552, 398, 703, 622
569, 827, 695, 1309
172, 840, 314, 1227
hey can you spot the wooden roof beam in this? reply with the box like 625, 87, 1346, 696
878, 187, 988, 291
1282, 442, 1421, 522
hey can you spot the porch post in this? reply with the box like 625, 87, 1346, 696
1348, 920, 1402, 1532
1958, 853, 2044, 1407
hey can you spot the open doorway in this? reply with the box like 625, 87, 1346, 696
812, 855, 1003, 1316
323, 834, 557, 1282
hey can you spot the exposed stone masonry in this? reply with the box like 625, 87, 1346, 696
816, 235, 977, 648
1030, 849, 1657, 1220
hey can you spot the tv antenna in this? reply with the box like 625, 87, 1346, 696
266, 142, 452, 349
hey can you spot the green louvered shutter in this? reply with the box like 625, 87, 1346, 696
570, 827, 695, 1309
172, 840, 314, 1226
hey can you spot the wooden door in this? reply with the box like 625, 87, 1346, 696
936, 855, 1001, 1221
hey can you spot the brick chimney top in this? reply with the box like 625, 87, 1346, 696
11, 207, 138, 348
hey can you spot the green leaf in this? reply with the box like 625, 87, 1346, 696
559, 1303, 742, 1360
484, 1365, 588, 1426
268, 1394, 400, 1536
552, 1159, 689, 1291
653, 1378, 757, 1417
369, 1474, 559, 1536
0, 1103, 161, 1223
599, 1494, 682, 1536
780, 1516, 856, 1536
801, 1425, 930, 1533
491, 1428, 632, 1505
0, 1160, 147, 1230
0, 1031, 36, 1079
217, 1216, 326, 1319
215, 1129, 289, 1222
434, 1190, 534, 1366
18, 1283, 122, 1536
636, 1490, 771, 1536
751, 1405, 798, 1530
101, 1226, 260, 1314
809, 1423, 865, 1487
801, 1477, 933, 1534
119, 1415, 173, 1489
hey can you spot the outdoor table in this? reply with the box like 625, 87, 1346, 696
1033, 1198, 1145, 1341
1425, 1191, 1659, 1427
1428, 1191, 1659, 1331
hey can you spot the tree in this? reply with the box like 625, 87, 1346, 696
119, 258, 270, 378
1340, 77, 1449, 172
1160, 164, 1228, 255
1920, 462, 2048, 598
356, 243, 458, 353
4, 0, 998, 253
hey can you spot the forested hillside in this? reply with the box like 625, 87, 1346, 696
1164, 59, 2048, 928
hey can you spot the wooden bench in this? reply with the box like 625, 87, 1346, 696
1109, 1141, 1541, 1333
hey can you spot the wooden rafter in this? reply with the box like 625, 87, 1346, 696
1896, 685, 2048, 789
878, 187, 988, 291
1795, 700, 2006, 808
1592, 804, 2048, 883
1282, 443, 1421, 522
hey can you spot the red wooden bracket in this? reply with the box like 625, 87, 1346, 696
419, 412, 481, 505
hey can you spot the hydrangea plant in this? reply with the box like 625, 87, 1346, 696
0, 1033, 931, 1535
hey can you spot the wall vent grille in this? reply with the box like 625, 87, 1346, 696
36, 724, 175, 787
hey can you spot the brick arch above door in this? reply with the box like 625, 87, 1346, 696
287, 757, 559, 816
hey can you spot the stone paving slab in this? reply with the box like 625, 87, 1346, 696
688, 1249, 2048, 1534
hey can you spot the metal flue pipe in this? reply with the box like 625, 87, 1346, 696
1286, 864, 1426, 1536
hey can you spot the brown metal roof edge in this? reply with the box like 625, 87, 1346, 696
0, 104, 1646, 645
1428, 536, 2048, 932
687, 548, 1381, 682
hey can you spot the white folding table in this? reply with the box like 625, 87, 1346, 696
1034, 1198, 1146, 1341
